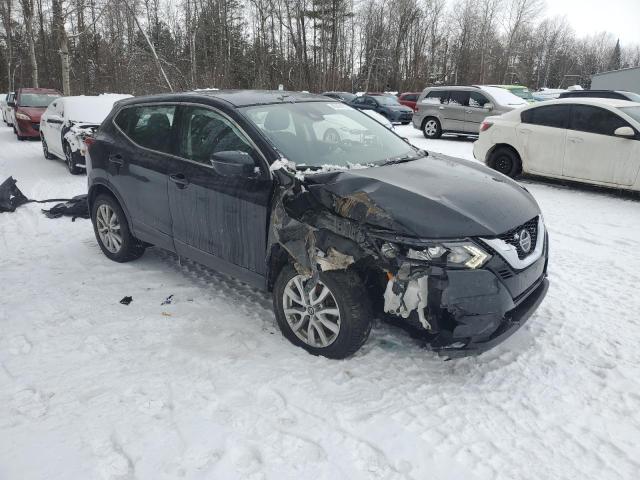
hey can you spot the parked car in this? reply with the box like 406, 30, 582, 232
10, 88, 61, 140
413, 85, 528, 138
474, 98, 640, 191
489, 85, 535, 103
3, 92, 16, 126
350, 94, 413, 124
0, 93, 7, 122
397, 92, 422, 111
321, 91, 357, 103
558, 89, 640, 102
87, 90, 549, 359
531, 88, 567, 101
40, 94, 132, 174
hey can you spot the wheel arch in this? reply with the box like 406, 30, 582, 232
88, 182, 134, 233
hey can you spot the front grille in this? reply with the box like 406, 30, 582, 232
497, 217, 538, 260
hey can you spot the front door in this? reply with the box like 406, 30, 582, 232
168, 105, 272, 280
109, 104, 178, 251
564, 104, 640, 186
465, 91, 492, 133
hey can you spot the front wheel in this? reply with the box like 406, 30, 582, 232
64, 142, 82, 174
489, 146, 522, 178
42, 136, 55, 160
273, 265, 372, 359
91, 194, 145, 262
422, 117, 442, 139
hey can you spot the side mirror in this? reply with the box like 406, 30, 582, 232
47, 114, 63, 124
614, 126, 635, 138
484, 102, 494, 111
210, 150, 256, 177
7, 100, 15, 108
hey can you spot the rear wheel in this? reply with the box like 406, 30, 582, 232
91, 194, 145, 262
489, 146, 522, 178
422, 117, 442, 139
273, 265, 372, 359
64, 142, 81, 174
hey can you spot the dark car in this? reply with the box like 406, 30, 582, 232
321, 91, 356, 103
558, 90, 640, 102
398, 92, 422, 111
9, 88, 61, 140
87, 90, 549, 359
350, 94, 414, 124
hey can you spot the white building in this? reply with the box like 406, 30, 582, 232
591, 66, 640, 94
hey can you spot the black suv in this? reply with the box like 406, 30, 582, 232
87, 90, 549, 359
558, 90, 640, 102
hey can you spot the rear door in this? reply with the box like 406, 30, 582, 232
517, 104, 570, 176
465, 91, 492, 133
168, 105, 272, 279
564, 105, 639, 186
109, 104, 179, 251
442, 90, 469, 132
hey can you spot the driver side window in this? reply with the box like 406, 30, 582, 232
177, 106, 256, 165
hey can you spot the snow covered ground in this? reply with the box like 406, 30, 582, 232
1, 124, 640, 480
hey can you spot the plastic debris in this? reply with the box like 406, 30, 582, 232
119, 296, 133, 305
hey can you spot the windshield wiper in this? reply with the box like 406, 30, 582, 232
380, 153, 423, 166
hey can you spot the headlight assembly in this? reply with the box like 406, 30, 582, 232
16, 112, 31, 121
405, 241, 491, 269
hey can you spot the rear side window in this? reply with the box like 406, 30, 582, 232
570, 105, 629, 136
447, 90, 470, 106
115, 105, 176, 154
177, 106, 256, 165
423, 90, 448, 104
521, 105, 569, 129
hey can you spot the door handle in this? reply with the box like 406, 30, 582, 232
169, 173, 189, 188
518, 128, 532, 134
108, 153, 123, 165
568, 137, 584, 143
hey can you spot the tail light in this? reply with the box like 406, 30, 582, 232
480, 121, 493, 132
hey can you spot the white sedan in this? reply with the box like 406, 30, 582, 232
474, 98, 640, 191
40, 94, 131, 174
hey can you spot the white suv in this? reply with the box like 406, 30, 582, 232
474, 98, 640, 192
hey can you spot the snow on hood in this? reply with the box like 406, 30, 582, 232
479, 86, 529, 107
63, 94, 132, 124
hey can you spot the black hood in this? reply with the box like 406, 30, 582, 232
304, 153, 540, 239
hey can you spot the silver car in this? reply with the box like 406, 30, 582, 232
412, 85, 528, 138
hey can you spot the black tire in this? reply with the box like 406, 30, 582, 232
273, 264, 372, 359
64, 142, 82, 174
489, 146, 522, 178
41, 136, 55, 160
91, 194, 145, 263
422, 117, 442, 139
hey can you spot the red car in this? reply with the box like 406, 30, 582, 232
9, 88, 61, 140
398, 92, 422, 111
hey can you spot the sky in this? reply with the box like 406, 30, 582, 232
545, 0, 640, 45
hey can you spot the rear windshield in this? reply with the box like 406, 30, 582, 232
619, 106, 640, 124
19, 93, 60, 107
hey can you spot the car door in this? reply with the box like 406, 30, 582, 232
109, 104, 178, 251
351, 96, 368, 111
517, 104, 570, 176
442, 90, 469, 132
563, 104, 639, 186
168, 105, 272, 280
465, 91, 492, 133
43, 100, 65, 156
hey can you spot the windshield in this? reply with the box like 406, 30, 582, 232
241, 102, 418, 168
510, 88, 534, 101
19, 93, 60, 108
622, 92, 640, 102
619, 106, 640, 124
375, 96, 400, 106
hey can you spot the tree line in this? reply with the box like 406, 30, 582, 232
0, 0, 638, 96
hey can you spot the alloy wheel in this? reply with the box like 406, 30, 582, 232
64, 144, 74, 172
96, 204, 123, 254
282, 275, 341, 348
42, 138, 49, 157
424, 119, 438, 137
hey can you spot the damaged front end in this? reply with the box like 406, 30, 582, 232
267, 160, 549, 357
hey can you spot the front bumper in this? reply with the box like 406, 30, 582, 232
15, 118, 40, 138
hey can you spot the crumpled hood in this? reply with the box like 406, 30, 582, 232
16, 106, 45, 122
305, 153, 540, 239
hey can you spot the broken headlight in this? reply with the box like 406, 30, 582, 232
406, 242, 490, 269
